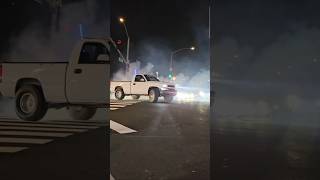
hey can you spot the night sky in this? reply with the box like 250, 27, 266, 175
212, 0, 320, 82
111, 0, 209, 76
1, 0, 320, 82
111, 0, 208, 52
0, 0, 109, 59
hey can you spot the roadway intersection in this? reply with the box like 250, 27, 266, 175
110, 98, 210, 180
0, 98, 210, 180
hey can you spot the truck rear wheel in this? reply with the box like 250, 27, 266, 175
115, 88, 125, 100
149, 88, 159, 103
15, 85, 48, 121
132, 95, 140, 100
68, 106, 97, 120
164, 96, 174, 103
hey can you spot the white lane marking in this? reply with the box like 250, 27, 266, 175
110, 108, 119, 111
0, 122, 98, 129
110, 174, 115, 180
0, 126, 87, 133
110, 120, 137, 134
0, 147, 28, 153
0, 131, 73, 137
0, 137, 52, 144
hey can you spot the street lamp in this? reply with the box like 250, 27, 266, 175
169, 46, 196, 77
119, 17, 130, 68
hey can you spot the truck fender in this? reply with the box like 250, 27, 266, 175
115, 86, 123, 91
148, 87, 160, 94
15, 78, 46, 101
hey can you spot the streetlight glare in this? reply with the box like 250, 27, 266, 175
119, 17, 125, 23
190, 46, 196, 50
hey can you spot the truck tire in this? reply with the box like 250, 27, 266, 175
132, 95, 140, 100
15, 85, 48, 121
115, 88, 125, 100
68, 106, 97, 120
164, 96, 174, 103
149, 88, 159, 103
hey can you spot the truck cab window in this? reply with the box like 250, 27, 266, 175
79, 43, 109, 64
135, 75, 145, 82
144, 75, 159, 81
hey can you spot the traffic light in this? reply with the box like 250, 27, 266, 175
168, 72, 173, 80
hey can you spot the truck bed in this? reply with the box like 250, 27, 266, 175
0, 62, 68, 102
110, 81, 131, 94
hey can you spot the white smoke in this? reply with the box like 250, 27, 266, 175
7, 0, 109, 60
112, 61, 156, 81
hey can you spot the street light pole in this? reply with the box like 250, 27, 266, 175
122, 22, 130, 64
119, 17, 130, 71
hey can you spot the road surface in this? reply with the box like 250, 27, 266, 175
0, 99, 108, 180
110, 98, 210, 180
211, 85, 320, 180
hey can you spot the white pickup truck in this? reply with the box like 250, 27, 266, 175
0, 38, 115, 121
111, 74, 177, 103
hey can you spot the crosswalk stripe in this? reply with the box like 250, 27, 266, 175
0, 119, 103, 127
109, 100, 142, 112
0, 122, 99, 129
110, 105, 127, 108
39, 121, 104, 127
0, 137, 52, 144
0, 131, 73, 137
0, 147, 28, 153
110, 120, 137, 134
51, 120, 107, 124
110, 102, 133, 105
0, 126, 88, 133
110, 101, 140, 104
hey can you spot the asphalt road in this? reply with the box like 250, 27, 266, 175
0, 99, 109, 180
110, 98, 210, 180
212, 85, 320, 180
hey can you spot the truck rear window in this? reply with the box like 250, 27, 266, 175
79, 43, 109, 64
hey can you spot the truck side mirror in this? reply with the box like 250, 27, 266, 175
97, 54, 110, 62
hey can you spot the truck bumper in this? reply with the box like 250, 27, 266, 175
160, 89, 177, 96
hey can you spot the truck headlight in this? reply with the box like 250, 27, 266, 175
161, 84, 169, 90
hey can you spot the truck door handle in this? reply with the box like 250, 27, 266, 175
133, 83, 136, 85
74, 68, 82, 74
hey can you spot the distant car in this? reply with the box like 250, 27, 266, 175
111, 74, 177, 103
0, 38, 115, 121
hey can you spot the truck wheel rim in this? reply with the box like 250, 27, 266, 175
149, 91, 155, 101
20, 93, 36, 114
116, 91, 122, 98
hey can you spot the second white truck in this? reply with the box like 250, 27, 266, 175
110, 74, 177, 103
